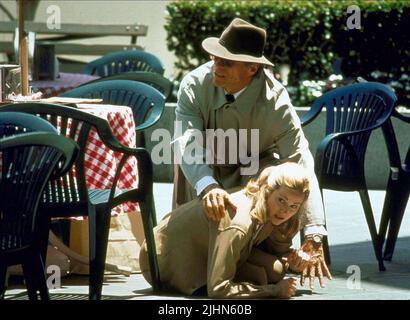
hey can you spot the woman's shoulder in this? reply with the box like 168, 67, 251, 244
217, 194, 255, 234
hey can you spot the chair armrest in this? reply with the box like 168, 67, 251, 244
92, 125, 153, 205
52, 139, 79, 179
134, 102, 164, 132
109, 146, 153, 207
300, 107, 322, 127
82, 64, 95, 75
300, 102, 323, 127
315, 132, 361, 176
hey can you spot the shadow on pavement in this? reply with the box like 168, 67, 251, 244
327, 236, 410, 291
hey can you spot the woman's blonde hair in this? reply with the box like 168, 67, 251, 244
244, 162, 310, 237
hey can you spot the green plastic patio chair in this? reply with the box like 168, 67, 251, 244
79, 71, 173, 101
301, 82, 397, 271
0, 103, 161, 299
0, 130, 78, 300
83, 50, 165, 76
60, 79, 165, 148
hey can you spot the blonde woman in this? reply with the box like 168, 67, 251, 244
139, 163, 314, 298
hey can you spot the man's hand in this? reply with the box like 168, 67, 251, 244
201, 185, 237, 221
300, 240, 332, 289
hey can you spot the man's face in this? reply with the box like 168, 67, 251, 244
211, 56, 258, 94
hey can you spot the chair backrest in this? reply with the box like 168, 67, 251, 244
0, 111, 58, 136
60, 80, 165, 133
316, 82, 396, 136
0, 133, 78, 252
83, 50, 165, 76
80, 71, 173, 101
0, 103, 112, 216
310, 82, 397, 188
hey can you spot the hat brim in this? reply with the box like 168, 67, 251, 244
202, 37, 274, 67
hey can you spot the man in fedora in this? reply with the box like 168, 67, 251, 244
172, 18, 332, 289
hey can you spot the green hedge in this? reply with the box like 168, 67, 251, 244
165, 0, 410, 106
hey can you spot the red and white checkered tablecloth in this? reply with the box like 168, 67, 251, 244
65, 103, 139, 215
0, 103, 139, 215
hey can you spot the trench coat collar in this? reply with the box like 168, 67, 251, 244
213, 88, 228, 110
212, 67, 267, 111
253, 222, 274, 247
245, 221, 273, 256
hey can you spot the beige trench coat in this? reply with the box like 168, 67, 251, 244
139, 196, 295, 299
172, 61, 324, 228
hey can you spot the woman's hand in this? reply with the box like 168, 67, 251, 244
300, 240, 332, 289
201, 185, 237, 221
277, 277, 297, 299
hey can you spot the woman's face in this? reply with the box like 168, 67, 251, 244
267, 186, 305, 226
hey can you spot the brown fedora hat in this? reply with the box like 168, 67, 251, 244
202, 18, 274, 67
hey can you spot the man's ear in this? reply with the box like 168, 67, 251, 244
248, 63, 260, 76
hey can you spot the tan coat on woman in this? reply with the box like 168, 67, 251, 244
139, 193, 296, 298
